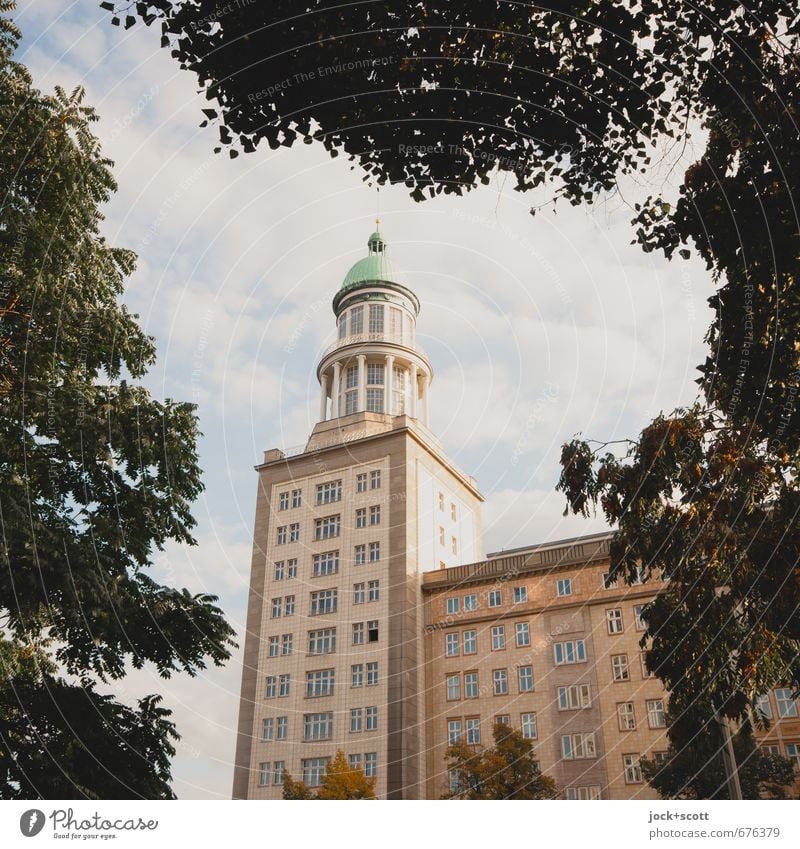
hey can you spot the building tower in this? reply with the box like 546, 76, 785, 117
232, 226, 485, 799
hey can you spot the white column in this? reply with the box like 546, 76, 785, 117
410, 364, 418, 419
357, 355, 366, 412
319, 373, 328, 422
331, 361, 341, 418
384, 355, 394, 414
422, 375, 430, 426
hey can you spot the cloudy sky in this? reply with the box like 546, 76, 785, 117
14, 1, 715, 798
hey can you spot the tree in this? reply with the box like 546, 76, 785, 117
316, 751, 376, 799
444, 722, 557, 800
0, 8, 236, 798
281, 752, 375, 799
281, 773, 314, 800
641, 714, 796, 800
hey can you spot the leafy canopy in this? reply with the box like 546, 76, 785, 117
0, 7, 236, 798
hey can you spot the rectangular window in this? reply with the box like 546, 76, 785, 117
623, 754, 643, 784
350, 305, 363, 334
463, 630, 477, 654
366, 363, 384, 386
786, 743, 800, 768
558, 683, 592, 710
268, 636, 280, 657
463, 594, 477, 611
515, 622, 531, 647
305, 669, 335, 698
518, 666, 534, 693
354, 544, 366, 565
271, 598, 282, 619
617, 702, 636, 731
355, 508, 367, 528
439, 526, 445, 545
366, 387, 388, 410
448, 719, 462, 745
554, 639, 587, 665
438, 492, 445, 511
349, 753, 363, 771
287, 559, 297, 579
264, 676, 276, 699
602, 571, 618, 589
369, 505, 381, 525
451, 503, 457, 521
273, 761, 285, 786
302, 758, 327, 788
447, 596, 459, 614
278, 492, 289, 511
451, 537, 458, 554
368, 541, 380, 562
284, 595, 295, 616
756, 694, 773, 720
262, 717, 274, 741
356, 473, 367, 493
315, 515, 340, 540
370, 470, 381, 489
368, 620, 379, 642
350, 708, 363, 733
633, 604, 647, 631
557, 578, 572, 597
339, 314, 347, 339
316, 480, 342, 505
366, 662, 378, 685
258, 762, 270, 786
466, 718, 480, 745
365, 706, 378, 731
276, 526, 287, 545
273, 561, 285, 581
562, 733, 596, 760
611, 654, 630, 682
368, 304, 384, 333
446, 674, 461, 701
491, 625, 506, 651
606, 608, 624, 634
312, 551, 339, 576
351, 664, 363, 687
640, 651, 655, 679
513, 586, 527, 604
495, 714, 510, 726
353, 622, 365, 645
493, 669, 508, 695
281, 634, 293, 656
353, 583, 365, 604
278, 673, 290, 697
364, 752, 377, 778
775, 689, 799, 718
291, 489, 302, 508
345, 364, 358, 388
308, 628, 336, 655
647, 699, 666, 728
488, 590, 501, 607
303, 712, 333, 741
445, 633, 459, 656
389, 307, 402, 337
521, 713, 537, 740
464, 672, 478, 698
368, 580, 380, 602
276, 716, 288, 740
310, 589, 338, 615
289, 522, 300, 542
565, 786, 601, 800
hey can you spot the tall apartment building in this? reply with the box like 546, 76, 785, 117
232, 228, 800, 799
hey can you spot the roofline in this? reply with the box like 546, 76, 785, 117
486, 530, 615, 559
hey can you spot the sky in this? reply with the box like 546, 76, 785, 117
13, 1, 715, 798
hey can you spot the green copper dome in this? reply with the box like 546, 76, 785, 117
333, 226, 420, 315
